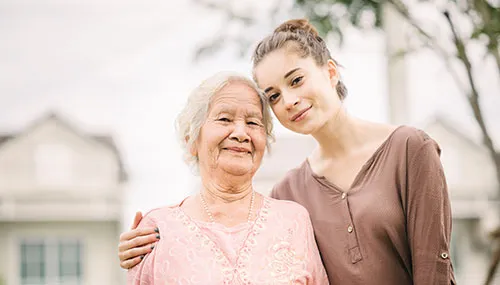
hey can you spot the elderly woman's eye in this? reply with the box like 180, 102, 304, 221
291, 76, 303, 86
247, 121, 259, 126
218, 117, 231, 122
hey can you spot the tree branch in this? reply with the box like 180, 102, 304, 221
385, 0, 444, 51
386, 0, 499, 183
485, 237, 500, 285
384, 1, 469, 94
443, 11, 500, 183
191, 0, 254, 24
471, 0, 500, 77
191, 0, 288, 61
445, 8, 500, 284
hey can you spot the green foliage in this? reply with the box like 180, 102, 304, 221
295, 0, 384, 42
296, 0, 499, 57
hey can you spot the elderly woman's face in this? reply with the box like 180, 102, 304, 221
195, 81, 267, 177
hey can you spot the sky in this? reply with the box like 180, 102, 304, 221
1, 0, 498, 228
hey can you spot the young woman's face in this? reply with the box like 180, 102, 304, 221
254, 48, 342, 135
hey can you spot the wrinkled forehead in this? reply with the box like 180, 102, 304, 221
209, 81, 263, 116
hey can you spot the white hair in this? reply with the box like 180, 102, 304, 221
176, 71, 274, 171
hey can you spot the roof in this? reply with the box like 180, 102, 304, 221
424, 115, 485, 150
0, 111, 128, 182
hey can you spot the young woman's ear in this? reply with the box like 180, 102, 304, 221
327, 59, 340, 87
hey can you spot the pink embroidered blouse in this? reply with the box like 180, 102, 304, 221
127, 196, 329, 284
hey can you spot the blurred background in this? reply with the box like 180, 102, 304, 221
0, 0, 498, 284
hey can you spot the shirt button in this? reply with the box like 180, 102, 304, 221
440, 252, 449, 259
347, 225, 353, 233
341, 193, 347, 199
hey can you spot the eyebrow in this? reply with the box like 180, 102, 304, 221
284, 68, 300, 79
213, 106, 262, 119
246, 111, 263, 119
263, 67, 301, 94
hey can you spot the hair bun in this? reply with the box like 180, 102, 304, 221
274, 18, 319, 37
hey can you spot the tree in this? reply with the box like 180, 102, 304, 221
192, 0, 499, 283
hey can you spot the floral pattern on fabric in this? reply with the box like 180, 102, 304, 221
127, 197, 329, 285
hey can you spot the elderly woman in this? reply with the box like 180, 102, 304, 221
126, 72, 328, 284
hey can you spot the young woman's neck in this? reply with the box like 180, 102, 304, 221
311, 108, 366, 158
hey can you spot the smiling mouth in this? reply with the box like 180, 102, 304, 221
223, 147, 252, 154
290, 105, 312, 122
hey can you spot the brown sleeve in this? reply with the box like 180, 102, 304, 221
406, 139, 455, 284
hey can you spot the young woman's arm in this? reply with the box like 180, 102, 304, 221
118, 212, 160, 269
126, 213, 158, 284
405, 138, 456, 284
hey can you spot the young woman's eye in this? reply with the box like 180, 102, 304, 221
291, 76, 303, 86
269, 93, 280, 103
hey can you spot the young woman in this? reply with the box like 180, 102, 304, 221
118, 19, 456, 285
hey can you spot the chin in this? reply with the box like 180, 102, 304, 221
291, 127, 313, 135
284, 122, 318, 135
221, 163, 254, 176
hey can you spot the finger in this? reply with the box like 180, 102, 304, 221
120, 255, 144, 270
119, 226, 158, 242
120, 242, 156, 262
119, 232, 159, 253
130, 211, 143, 230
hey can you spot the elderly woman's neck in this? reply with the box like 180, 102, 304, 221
201, 180, 254, 203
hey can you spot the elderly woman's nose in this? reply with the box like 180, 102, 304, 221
229, 122, 250, 142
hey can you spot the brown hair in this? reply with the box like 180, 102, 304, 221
252, 18, 348, 100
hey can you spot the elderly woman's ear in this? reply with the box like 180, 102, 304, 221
186, 136, 198, 157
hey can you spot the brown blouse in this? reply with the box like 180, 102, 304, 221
271, 126, 456, 285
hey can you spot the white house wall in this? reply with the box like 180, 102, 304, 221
0, 221, 123, 285
425, 122, 497, 197
0, 118, 120, 197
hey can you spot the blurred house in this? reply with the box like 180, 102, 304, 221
0, 113, 127, 285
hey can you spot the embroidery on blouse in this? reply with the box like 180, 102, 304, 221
173, 197, 272, 285
269, 241, 308, 284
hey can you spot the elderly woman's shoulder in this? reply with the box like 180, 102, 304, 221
140, 203, 182, 224
266, 196, 311, 219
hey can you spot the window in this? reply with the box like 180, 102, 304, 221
35, 144, 74, 187
59, 241, 82, 281
20, 241, 45, 285
20, 239, 82, 285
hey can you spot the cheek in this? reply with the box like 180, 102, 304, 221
199, 128, 226, 155
302, 83, 318, 100
271, 105, 288, 124
251, 131, 267, 152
